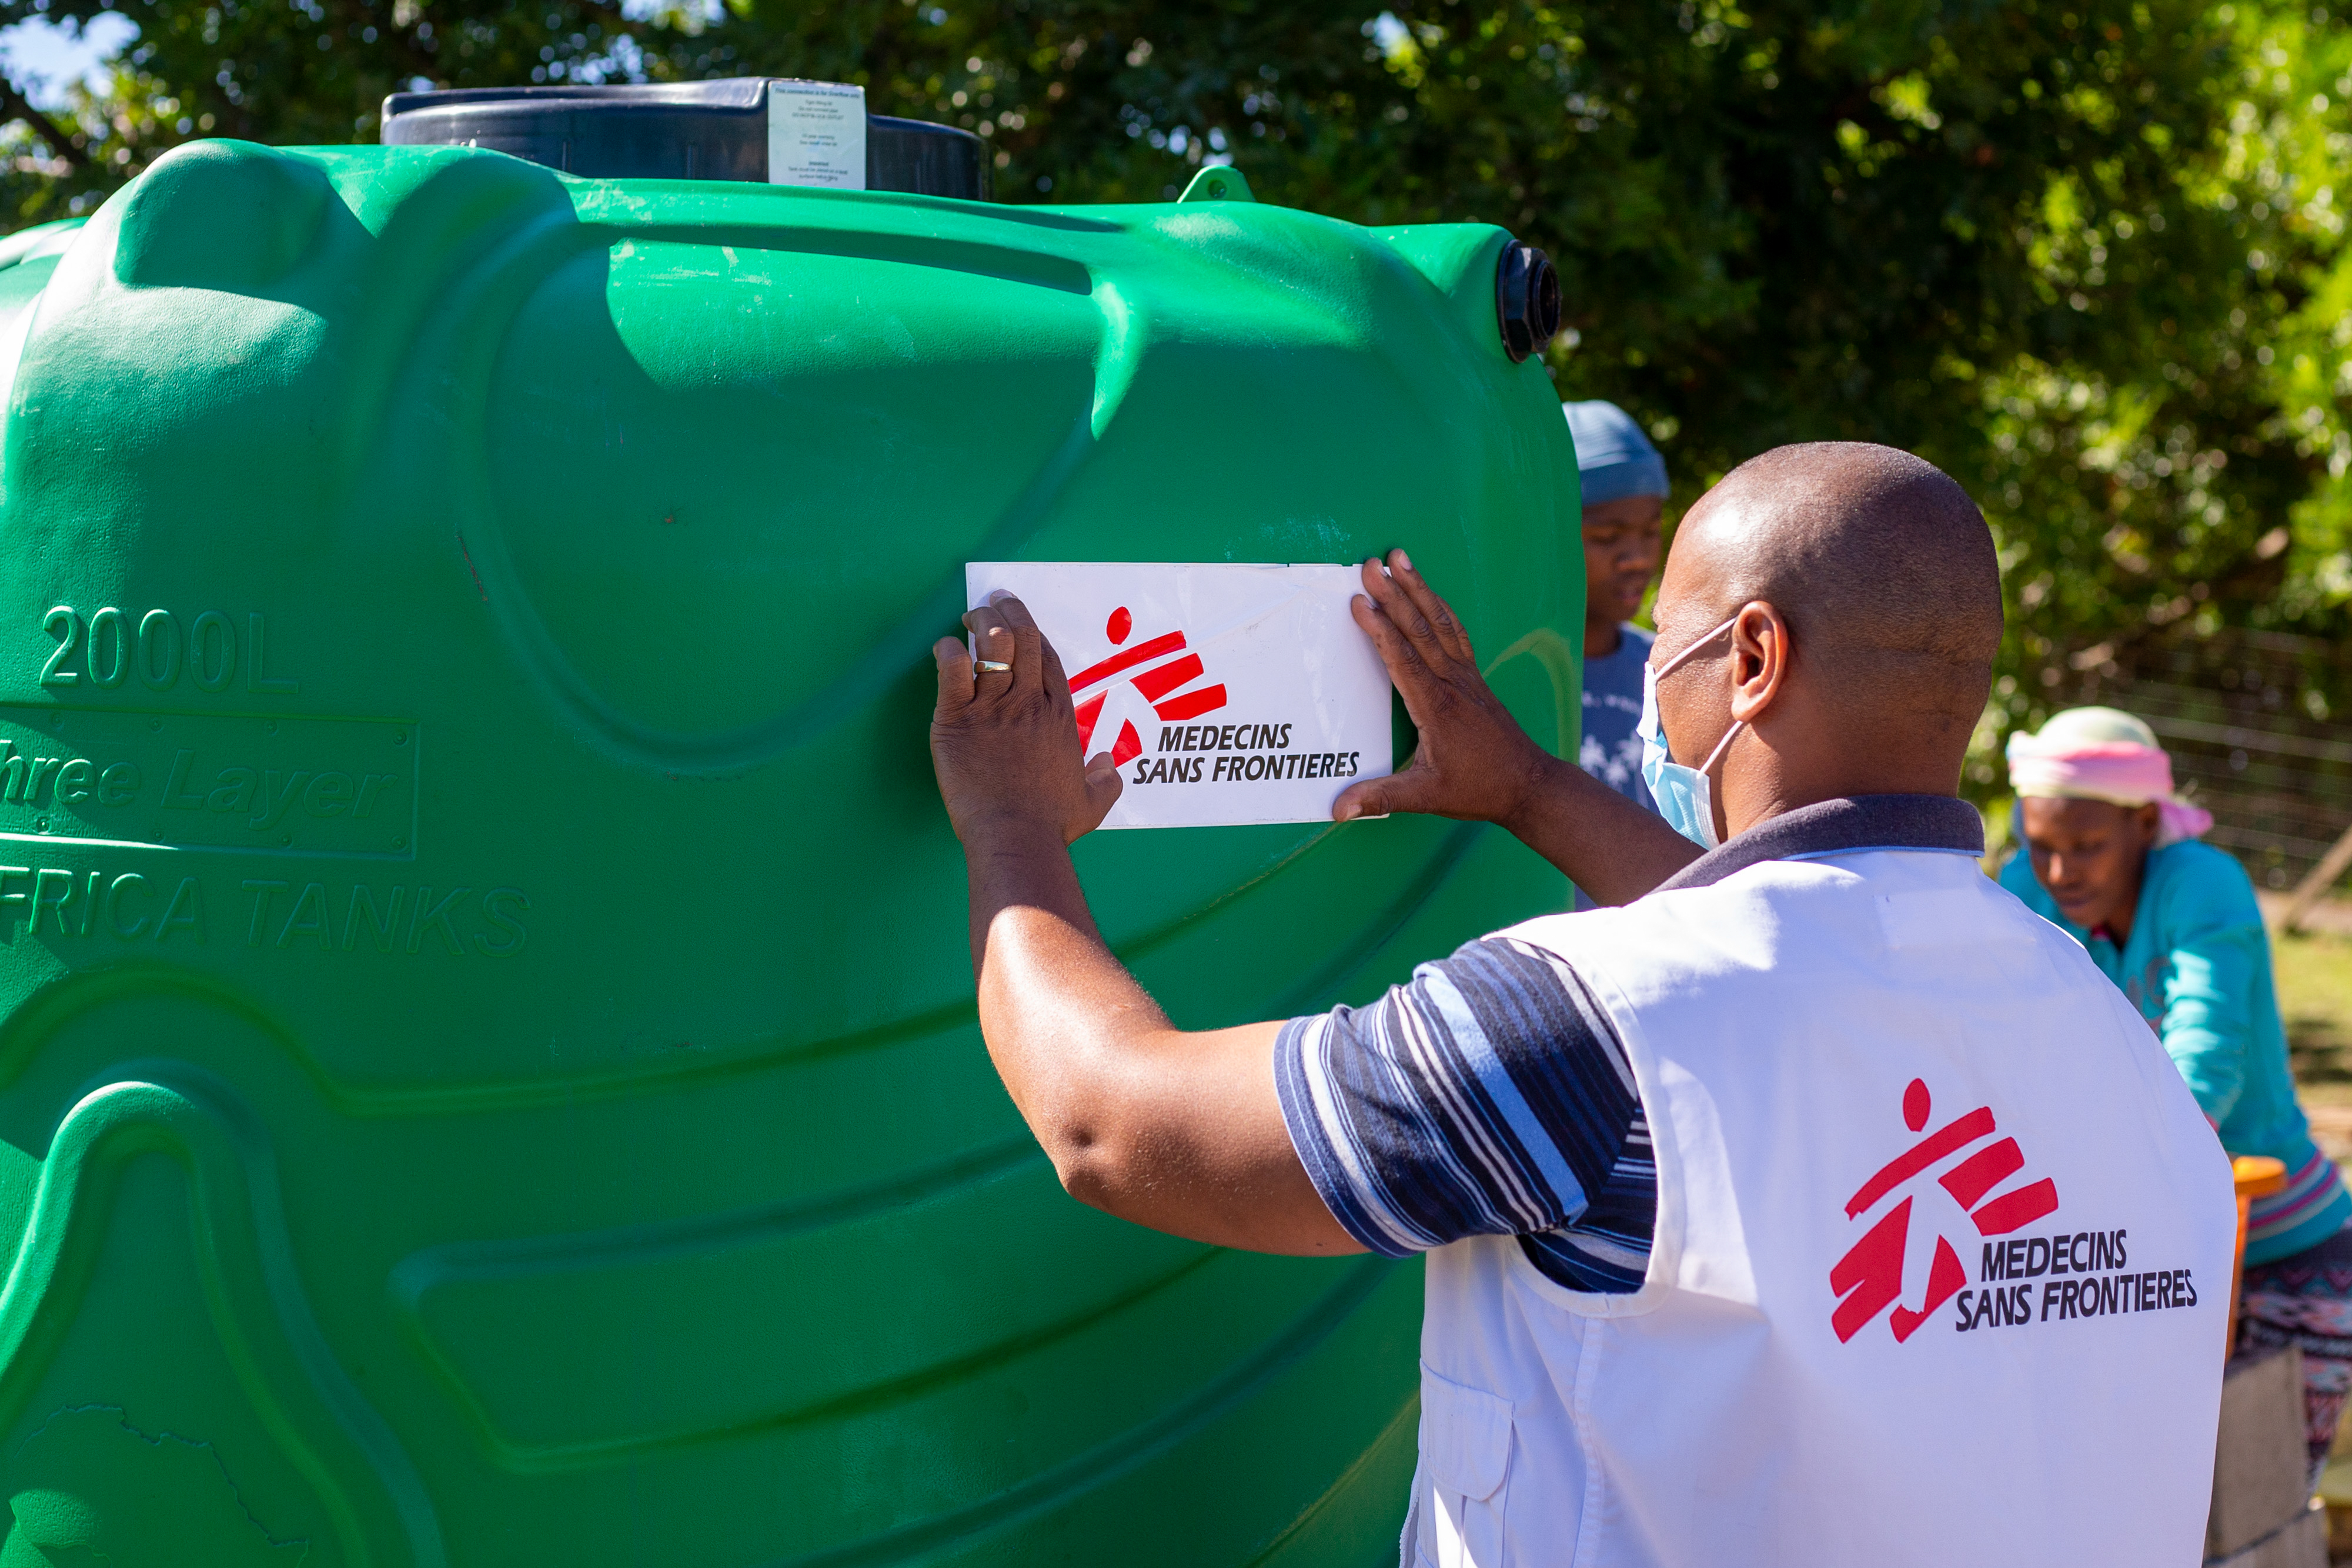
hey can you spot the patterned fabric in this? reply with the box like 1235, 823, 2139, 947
2253, 1148, 2349, 1256
2238, 1221, 2352, 1474
1274, 935, 1655, 1293
2003, 706, 2215, 845
1578, 624, 1655, 811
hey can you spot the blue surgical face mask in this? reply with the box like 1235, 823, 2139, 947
1638, 618, 1743, 850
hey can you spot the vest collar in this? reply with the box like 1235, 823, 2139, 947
1652, 794, 1985, 894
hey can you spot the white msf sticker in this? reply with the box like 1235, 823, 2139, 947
965, 562, 1393, 830
766, 79, 866, 189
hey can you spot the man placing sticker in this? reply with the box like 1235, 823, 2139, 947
928, 443, 2232, 1566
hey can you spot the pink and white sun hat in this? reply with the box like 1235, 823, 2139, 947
2005, 706, 2214, 846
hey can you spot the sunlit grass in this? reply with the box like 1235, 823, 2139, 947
2281, 924, 2352, 1103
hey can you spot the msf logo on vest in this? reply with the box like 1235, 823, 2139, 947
1829, 1078, 2062, 1344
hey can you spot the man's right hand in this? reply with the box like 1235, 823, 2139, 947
1334, 549, 1704, 906
1333, 550, 1563, 833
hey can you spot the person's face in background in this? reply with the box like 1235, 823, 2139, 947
2020, 796, 2163, 938
1582, 494, 1665, 656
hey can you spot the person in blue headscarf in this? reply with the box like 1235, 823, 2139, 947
1563, 400, 1670, 818
1561, 402, 1671, 911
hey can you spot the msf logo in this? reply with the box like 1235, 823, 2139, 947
1067, 605, 1229, 766
1829, 1078, 2060, 1345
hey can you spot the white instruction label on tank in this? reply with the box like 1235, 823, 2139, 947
767, 79, 867, 189
965, 563, 1394, 830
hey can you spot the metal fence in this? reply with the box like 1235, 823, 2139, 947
2084, 630, 2352, 894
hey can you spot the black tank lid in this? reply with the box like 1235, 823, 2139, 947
378, 79, 991, 200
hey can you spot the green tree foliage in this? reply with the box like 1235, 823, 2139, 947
0, 0, 2347, 774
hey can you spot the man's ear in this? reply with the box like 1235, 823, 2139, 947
1726, 600, 1790, 724
2134, 801, 2163, 844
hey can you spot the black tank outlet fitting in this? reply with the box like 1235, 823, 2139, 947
1496, 242, 1562, 363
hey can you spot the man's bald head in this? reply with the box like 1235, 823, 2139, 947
1659, 442, 2002, 733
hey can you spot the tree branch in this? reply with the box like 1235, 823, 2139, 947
0, 73, 88, 172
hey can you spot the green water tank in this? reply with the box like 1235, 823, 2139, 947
0, 125, 1581, 1566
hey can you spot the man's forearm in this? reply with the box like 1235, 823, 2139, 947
962, 824, 1174, 1179
1499, 754, 1705, 905
958, 826, 1338, 1251
964, 823, 1169, 1069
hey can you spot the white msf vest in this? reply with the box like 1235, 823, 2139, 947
1406, 842, 2233, 1567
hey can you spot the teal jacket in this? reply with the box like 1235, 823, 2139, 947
2000, 838, 2348, 1265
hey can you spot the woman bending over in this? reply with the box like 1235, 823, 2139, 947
2003, 706, 2350, 1478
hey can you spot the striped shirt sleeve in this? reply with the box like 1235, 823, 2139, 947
1273, 935, 1653, 1289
